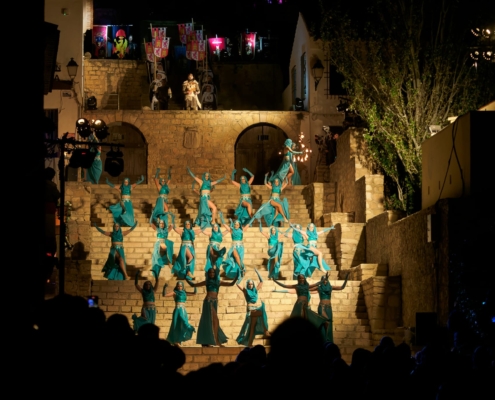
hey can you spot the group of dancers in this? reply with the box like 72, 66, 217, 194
94, 138, 348, 346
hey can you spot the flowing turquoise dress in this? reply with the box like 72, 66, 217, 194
271, 139, 294, 183
151, 225, 174, 277
197, 269, 228, 345
254, 182, 290, 227
291, 153, 302, 185
150, 179, 170, 225
171, 226, 196, 279
109, 180, 135, 226
291, 279, 327, 330
306, 227, 330, 272
132, 283, 157, 332
86, 148, 102, 184
317, 281, 334, 343
234, 178, 253, 226
166, 288, 196, 344
205, 227, 226, 272
222, 227, 245, 279
267, 228, 284, 279
195, 174, 213, 229
101, 228, 126, 280
236, 280, 269, 346
291, 228, 315, 279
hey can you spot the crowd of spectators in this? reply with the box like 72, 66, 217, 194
19, 294, 493, 398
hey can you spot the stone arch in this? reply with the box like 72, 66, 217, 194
103, 122, 148, 184
235, 123, 289, 184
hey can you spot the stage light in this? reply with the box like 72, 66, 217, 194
69, 148, 97, 169
76, 118, 92, 138
86, 96, 97, 110
92, 119, 109, 140
295, 98, 304, 111
471, 27, 481, 37
104, 147, 124, 177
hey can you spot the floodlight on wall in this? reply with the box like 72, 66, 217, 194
76, 118, 92, 138
294, 98, 304, 111
429, 125, 442, 136
92, 119, 109, 140
66, 58, 78, 81
312, 59, 324, 91
86, 96, 97, 110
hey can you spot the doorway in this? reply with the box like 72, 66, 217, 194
235, 123, 288, 184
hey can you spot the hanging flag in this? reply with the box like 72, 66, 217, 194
161, 37, 170, 58
152, 27, 166, 39
195, 30, 203, 41
154, 37, 170, 58
179, 23, 194, 45
186, 40, 198, 60
93, 25, 108, 58
195, 40, 206, 61
242, 32, 256, 59
188, 31, 197, 42
145, 42, 154, 62
208, 37, 225, 57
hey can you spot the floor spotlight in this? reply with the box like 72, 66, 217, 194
104, 147, 124, 177
69, 148, 97, 169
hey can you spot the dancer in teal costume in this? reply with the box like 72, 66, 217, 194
291, 141, 302, 185
85, 140, 102, 184
291, 223, 334, 273
271, 139, 303, 185
254, 173, 290, 227
231, 168, 255, 226
132, 270, 159, 332
187, 167, 226, 229
220, 212, 251, 281
258, 222, 284, 279
106, 175, 144, 226
95, 221, 137, 280
163, 281, 196, 345
150, 216, 174, 278
273, 274, 327, 330
283, 224, 316, 278
310, 273, 349, 343
150, 167, 171, 225
236, 269, 270, 347
201, 223, 228, 272
171, 217, 202, 280
186, 267, 239, 346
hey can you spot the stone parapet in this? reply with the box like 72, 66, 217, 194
362, 276, 402, 331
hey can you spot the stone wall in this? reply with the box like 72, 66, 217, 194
84, 59, 149, 110
329, 129, 384, 222
365, 204, 450, 327
82, 110, 303, 183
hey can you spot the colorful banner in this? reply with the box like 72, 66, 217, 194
208, 37, 225, 57
152, 27, 166, 39
93, 25, 108, 58
187, 40, 206, 61
242, 32, 256, 59
178, 23, 194, 45
145, 42, 154, 62
195, 30, 203, 41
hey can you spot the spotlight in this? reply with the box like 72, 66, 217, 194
483, 51, 493, 61
86, 96, 97, 110
69, 148, 97, 169
470, 51, 480, 61
104, 147, 124, 177
482, 28, 492, 38
76, 118, 92, 138
471, 27, 481, 37
92, 119, 109, 140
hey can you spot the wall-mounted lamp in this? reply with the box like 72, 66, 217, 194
312, 59, 324, 91
66, 58, 78, 81
428, 125, 442, 136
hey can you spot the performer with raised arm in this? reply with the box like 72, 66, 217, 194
236, 269, 270, 347
150, 216, 174, 278
282, 224, 313, 278
163, 281, 196, 346
186, 167, 226, 229
95, 221, 137, 280
231, 167, 255, 226
171, 215, 202, 280
258, 221, 284, 279
132, 270, 159, 331
201, 223, 228, 272
272, 138, 303, 185
254, 172, 290, 227
272, 274, 327, 329
106, 175, 144, 226
150, 167, 171, 225
291, 223, 334, 272
185, 267, 239, 347
85, 140, 102, 184
220, 212, 251, 281
310, 273, 349, 343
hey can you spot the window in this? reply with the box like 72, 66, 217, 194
291, 65, 297, 105
300, 52, 307, 100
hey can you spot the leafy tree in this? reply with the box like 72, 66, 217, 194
316, 0, 495, 213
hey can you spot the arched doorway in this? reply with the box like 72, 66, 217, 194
102, 122, 147, 184
235, 123, 288, 185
